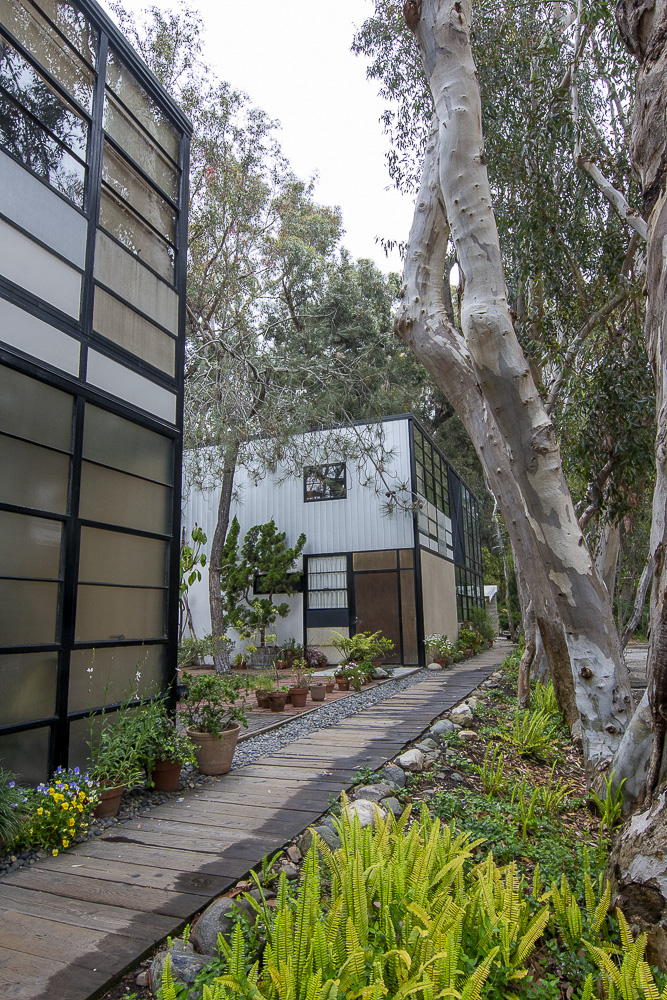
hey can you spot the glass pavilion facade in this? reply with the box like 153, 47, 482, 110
0, 0, 190, 783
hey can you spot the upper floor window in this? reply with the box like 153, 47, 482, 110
304, 463, 346, 502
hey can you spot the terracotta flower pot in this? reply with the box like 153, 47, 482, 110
336, 678, 350, 691
267, 691, 288, 712
255, 690, 271, 709
94, 782, 124, 818
325, 681, 335, 693
150, 759, 182, 793
289, 686, 309, 708
187, 722, 241, 775
433, 657, 448, 669
309, 684, 326, 701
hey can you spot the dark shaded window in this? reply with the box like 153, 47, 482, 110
304, 463, 346, 502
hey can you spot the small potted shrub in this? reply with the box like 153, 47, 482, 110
330, 630, 395, 665
254, 673, 274, 709
87, 707, 145, 816
288, 656, 312, 708
334, 661, 366, 691
139, 699, 197, 792
180, 673, 249, 775
424, 633, 455, 667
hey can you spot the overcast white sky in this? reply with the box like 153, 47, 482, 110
101, 0, 416, 274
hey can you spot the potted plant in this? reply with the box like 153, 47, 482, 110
87, 709, 145, 817
254, 672, 274, 709
424, 633, 455, 667
309, 679, 326, 701
334, 661, 367, 691
329, 630, 395, 665
138, 699, 198, 792
288, 656, 312, 708
281, 637, 303, 668
180, 673, 249, 775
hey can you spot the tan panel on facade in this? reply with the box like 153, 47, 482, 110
352, 550, 397, 572
399, 549, 414, 569
420, 549, 458, 642
306, 626, 348, 665
400, 569, 419, 664
354, 571, 401, 662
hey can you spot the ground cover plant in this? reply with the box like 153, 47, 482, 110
5, 767, 99, 857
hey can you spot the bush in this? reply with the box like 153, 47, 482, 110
12, 767, 100, 856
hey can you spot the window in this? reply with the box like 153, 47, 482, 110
308, 556, 347, 610
304, 463, 346, 502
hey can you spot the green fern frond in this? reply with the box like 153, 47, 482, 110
460, 947, 500, 1000
516, 905, 550, 964
160, 954, 178, 1000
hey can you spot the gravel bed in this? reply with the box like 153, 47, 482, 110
1, 667, 432, 878
231, 667, 432, 768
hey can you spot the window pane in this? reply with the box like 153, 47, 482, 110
0, 578, 58, 643
79, 526, 168, 587
102, 142, 175, 243
105, 50, 178, 162
0, 89, 85, 206
304, 463, 347, 501
68, 644, 165, 713
93, 287, 175, 375
79, 460, 171, 533
0, 510, 62, 578
0, 365, 72, 450
94, 229, 178, 334
103, 91, 177, 200
30, 0, 97, 67
0, 726, 49, 783
0, 652, 57, 724
75, 585, 167, 642
0, 433, 70, 512
83, 404, 173, 484
99, 187, 173, 282
0, 0, 94, 110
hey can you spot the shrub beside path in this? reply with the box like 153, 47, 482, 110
0, 647, 507, 1000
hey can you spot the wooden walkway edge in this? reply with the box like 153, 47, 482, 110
0, 650, 506, 1000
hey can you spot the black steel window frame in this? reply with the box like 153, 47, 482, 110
303, 462, 347, 502
303, 552, 353, 630
0, 0, 191, 777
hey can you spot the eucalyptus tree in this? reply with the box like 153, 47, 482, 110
355, 0, 655, 781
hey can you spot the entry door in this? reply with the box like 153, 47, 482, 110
353, 571, 402, 663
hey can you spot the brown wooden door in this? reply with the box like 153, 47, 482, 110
353, 571, 402, 662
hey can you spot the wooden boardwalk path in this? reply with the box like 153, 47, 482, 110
0, 650, 505, 1000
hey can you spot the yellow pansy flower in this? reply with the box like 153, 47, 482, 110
52, 849, 58, 856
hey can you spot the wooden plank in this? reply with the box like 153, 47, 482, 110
101, 825, 286, 859
0, 883, 176, 938
195, 790, 333, 811
117, 817, 290, 850
2, 866, 226, 915
45, 853, 237, 895
149, 800, 323, 828
0, 946, 110, 1000
75, 839, 254, 878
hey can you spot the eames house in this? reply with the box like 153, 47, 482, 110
183, 415, 484, 667
0, 0, 190, 782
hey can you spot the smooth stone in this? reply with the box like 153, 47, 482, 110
451, 772, 465, 783
136, 971, 149, 987
286, 844, 302, 864
282, 863, 299, 880
383, 796, 403, 817
451, 704, 473, 725
430, 719, 455, 736
351, 781, 394, 803
458, 730, 478, 742
190, 895, 256, 957
343, 798, 386, 828
415, 738, 439, 751
427, 663, 442, 671
150, 950, 210, 991
382, 765, 406, 787
298, 824, 341, 854
396, 748, 425, 772
467, 696, 481, 709
372, 667, 389, 679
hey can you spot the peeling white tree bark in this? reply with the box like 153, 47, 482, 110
398, 0, 634, 775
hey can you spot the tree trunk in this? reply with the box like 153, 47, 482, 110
518, 602, 536, 710
399, 0, 634, 775
621, 555, 651, 650
492, 504, 517, 641
595, 522, 621, 602
208, 447, 238, 673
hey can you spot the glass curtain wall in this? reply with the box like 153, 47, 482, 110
0, 0, 190, 782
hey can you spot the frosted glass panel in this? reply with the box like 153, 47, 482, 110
105, 51, 179, 162
94, 230, 178, 333
0, 365, 72, 449
0, 0, 95, 110
68, 644, 165, 712
79, 527, 168, 587
83, 404, 173, 484
67, 714, 103, 772
0, 511, 62, 579
0, 148, 88, 266
0, 434, 69, 513
75, 585, 167, 641
103, 92, 178, 200
93, 287, 175, 374
0, 219, 82, 318
0, 727, 49, 783
0, 652, 57, 724
86, 350, 177, 423
99, 188, 173, 282
103, 143, 176, 242
0, 296, 80, 375
0, 579, 58, 644
79, 461, 170, 533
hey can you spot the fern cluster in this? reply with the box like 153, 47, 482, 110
156, 801, 652, 1000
